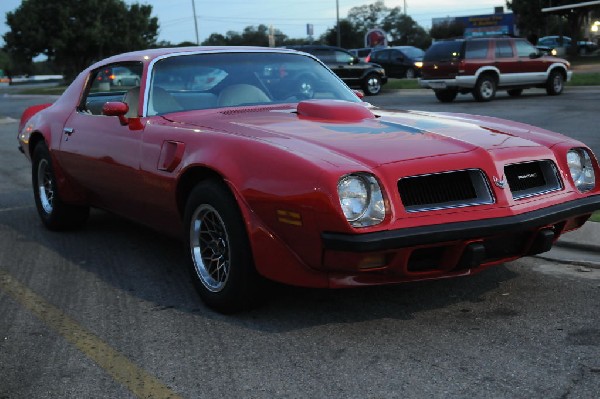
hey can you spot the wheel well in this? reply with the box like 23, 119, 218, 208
550, 67, 567, 80
28, 132, 46, 154
477, 70, 498, 83
176, 166, 227, 217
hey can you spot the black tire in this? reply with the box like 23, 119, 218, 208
405, 68, 416, 79
434, 89, 458, 103
546, 70, 564, 96
507, 89, 523, 97
472, 74, 497, 102
183, 180, 266, 313
31, 142, 89, 231
362, 73, 382, 96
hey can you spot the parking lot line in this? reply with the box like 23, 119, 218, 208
0, 270, 182, 399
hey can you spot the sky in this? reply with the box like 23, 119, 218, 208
0, 0, 507, 47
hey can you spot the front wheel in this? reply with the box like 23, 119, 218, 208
32, 143, 89, 230
405, 68, 416, 79
183, 180, 266, 313
546, 70, 564, 96
362, 74, 382, 96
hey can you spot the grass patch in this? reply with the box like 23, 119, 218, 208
567, 73, 600, 86
590, 211, 600, 223
18, 86, 67, 95
384, 78, 421, 90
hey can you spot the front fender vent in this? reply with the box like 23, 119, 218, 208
398, 169, 494, 212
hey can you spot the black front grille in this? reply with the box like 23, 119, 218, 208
398, 169, 493, 212
504, 160, 562, 199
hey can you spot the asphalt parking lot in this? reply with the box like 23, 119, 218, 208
1, 91, 599, 398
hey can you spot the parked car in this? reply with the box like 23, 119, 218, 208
537, 35, 598, 56
348, 47, 373, 62
17, 46, 600, 313
369, 46, 425, 78
419, 37, 572, 102
285, 45, 387, 95
96, 65, 142, 87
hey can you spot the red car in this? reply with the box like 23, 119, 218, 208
17, 47, 600, 313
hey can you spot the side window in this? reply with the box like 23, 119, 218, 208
334, 50, 355, 64
392, 50, 404, 61
465, 40, 489, 59
312, 49, 335, 63
373, 50, 389, 63
495, 40, 514, 58
81, 62, 143, 116
515, 40, 537, 57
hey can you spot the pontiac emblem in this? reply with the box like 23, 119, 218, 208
493, 175, 507, 189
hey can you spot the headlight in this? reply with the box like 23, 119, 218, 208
567, 148, 596, 192
338, 173, 385, 227
414, 61, 423, 68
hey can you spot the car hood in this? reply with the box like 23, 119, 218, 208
167, 100, 565, 167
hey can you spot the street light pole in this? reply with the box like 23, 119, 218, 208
192, 0, 200, 45
336, 0, 341, 47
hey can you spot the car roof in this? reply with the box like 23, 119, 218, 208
89, 46, 302, 69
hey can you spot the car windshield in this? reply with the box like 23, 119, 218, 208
402, 47, 425, 58
424, 41, 463, 61
147, 51, 360, 115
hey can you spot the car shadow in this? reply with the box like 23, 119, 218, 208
1, 204, 519, 333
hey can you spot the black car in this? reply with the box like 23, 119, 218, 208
369, 46, 425, 79
286, 45, 387, 95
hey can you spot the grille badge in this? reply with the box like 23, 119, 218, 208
493, 175, 507, 189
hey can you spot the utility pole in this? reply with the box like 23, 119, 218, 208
336, 0, 341, 47
404, 0, 407, 15
192, 0, 200, 45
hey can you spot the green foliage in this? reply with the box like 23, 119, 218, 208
430, 20, 466, 40
591, 211, 600, 223
319, 20, 364, 48
382, 11, 431, 49
3, 0, 158, 81
200, 24, 290, 47
507, 0, 590, 49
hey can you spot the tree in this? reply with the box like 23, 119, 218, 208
429, 19, 466, 40
382, 11, 431, 49
319, 20, 364, 48
347, 0, 392, 34
3, 0, 158, 81
201, 24, 289, 47
507, 0, 591, 51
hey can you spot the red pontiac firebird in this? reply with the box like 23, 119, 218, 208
17, 47, 600, 313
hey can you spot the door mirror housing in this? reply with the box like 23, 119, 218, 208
103, 101, 130, 125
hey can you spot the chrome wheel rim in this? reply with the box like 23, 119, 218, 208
406, 69, 415, 79
367, 77, 381, 94
189, 204, 230, 292
37, 158, 54, 214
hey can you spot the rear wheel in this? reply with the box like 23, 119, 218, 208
472, 74, 496, 102
183, 180, 266, 313
362, 74, 382, 96
434, 89, 458, 103
507, 89, 523, 97
32, 143, 89, 230
546, 70, 564, 96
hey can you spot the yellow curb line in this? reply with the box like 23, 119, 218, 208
0, 270, 182, 399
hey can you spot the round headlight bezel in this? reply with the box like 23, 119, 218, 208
567, 148, 596, 193
337, 173, 386, 227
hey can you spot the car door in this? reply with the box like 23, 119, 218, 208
56, 63, 146, 215
372, 50, 392, 76
514, 39, 548, 84
390, 49, 408, 78
493, 39, 519, 85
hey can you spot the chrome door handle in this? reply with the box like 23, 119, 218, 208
63, 127, 74, 136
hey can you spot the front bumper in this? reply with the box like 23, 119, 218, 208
323, 195, 600, 252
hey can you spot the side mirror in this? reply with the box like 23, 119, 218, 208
529, 52, 541, 59
103, 101, 129, 125
353, 90, 365, 99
